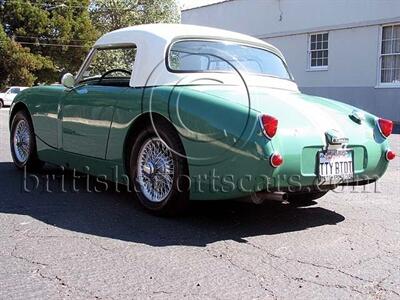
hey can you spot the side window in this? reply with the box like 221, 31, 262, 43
380, 24, 400, 85
81, 46, 137, 85
308, 32, 329, 70
10, 88, 20, 94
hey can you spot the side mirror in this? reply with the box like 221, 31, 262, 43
61, 73, 75, 89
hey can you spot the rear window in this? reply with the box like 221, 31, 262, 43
168, 40, 292, 80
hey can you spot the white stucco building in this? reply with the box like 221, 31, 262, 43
182, 0, 400, 124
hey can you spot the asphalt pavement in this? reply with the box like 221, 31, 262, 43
0, 107, 399, 299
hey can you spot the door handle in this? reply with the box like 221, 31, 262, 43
63, 128, 77, 135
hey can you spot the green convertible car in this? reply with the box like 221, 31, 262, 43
9, 24, 396, 214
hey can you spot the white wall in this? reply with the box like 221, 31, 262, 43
265, 25, 381, 88
182, 0, 400, 37
182, 0, 399, 89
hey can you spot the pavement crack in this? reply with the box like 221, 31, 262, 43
205, 247, 277, 299
246, 240, 376, 285
35, 269, 104, 299
152, 290, 173, 295
10, 244, 48, 267
23, 232, 116, 252
290, 276, 366, 295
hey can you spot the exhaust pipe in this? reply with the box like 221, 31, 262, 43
250, 191, 289, 204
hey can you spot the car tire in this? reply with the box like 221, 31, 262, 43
0, 100, 3, 109
10, 110, 44, 171
287, 191, 328, 207
129, 121, 190, 216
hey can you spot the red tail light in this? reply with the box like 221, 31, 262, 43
270, 153, 284, 167
386, 150, 396, 161
377, 118, 393, 138
260, 114, 278, 139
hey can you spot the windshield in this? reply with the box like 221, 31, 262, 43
0, 87, 8, 93
168, 40, 292, 80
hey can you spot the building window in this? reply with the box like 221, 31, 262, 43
308, 32, 328, 69
380, 24, 400, 85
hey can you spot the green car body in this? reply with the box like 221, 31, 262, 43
9, 24, 393, 203
10, 83, 390, 200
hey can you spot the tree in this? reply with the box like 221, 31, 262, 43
0, 0, 180, 87
0, 24, 53, 88
90, 0, 180, 35
0, 0, 98, 85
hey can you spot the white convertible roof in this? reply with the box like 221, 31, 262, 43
94, 23, 282, 56
90, 24, 297, 91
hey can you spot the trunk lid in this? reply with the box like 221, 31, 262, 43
248, 87, 371, 145
188, 85, 374, 145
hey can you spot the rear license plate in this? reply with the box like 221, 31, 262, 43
318, 149, 354, 184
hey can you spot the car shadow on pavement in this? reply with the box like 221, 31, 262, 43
0, 162, 345, 247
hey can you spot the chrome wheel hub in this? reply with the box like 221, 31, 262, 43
137, 138, 175, 203
13, 120, 30, 163
143, 162, 155, 175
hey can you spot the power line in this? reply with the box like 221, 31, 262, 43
13, 35, 96, 42
17, 41, 87, 48
1, 1, 154, 11
1, 1, 88, 9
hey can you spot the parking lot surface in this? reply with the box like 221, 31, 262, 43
0, 107, 399, 299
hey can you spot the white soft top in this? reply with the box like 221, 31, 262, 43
95, 24, 282, 56
91, 24, 298, 91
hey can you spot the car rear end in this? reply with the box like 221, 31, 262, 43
252, 88, 396, 192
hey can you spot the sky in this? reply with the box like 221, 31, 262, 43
178, 0, 225, 10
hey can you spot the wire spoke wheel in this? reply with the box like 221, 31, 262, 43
13, 119, 31, 163
136, 137, 175, 203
